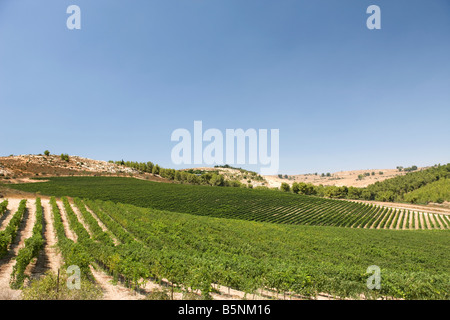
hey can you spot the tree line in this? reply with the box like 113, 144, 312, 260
113, 160, 250, 188
280, 164, 450, 204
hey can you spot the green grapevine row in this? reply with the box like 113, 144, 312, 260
0, 200, 27, 257
0, 200, 8, 217
49, 197, 92, 278
10, 177, 449, 230
10, 198, 45, 288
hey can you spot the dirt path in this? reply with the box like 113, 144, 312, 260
69, 201, 92, 236
0, 199, 36, 300
89, 265, 144, 300
430, 214, 440, 229
58, 201, 77, 242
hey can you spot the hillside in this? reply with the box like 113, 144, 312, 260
404, 179, 450, 204
183, 166, 268, 187
1, 196, 448, 300
0, 154, 170, 184
1, 162, 449, 300
7, 176, 450, 230
363, 164, 450, 203
264, 167, 429, 188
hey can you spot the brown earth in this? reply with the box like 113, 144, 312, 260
264, 167, 429, 188
0, 154, 172, 184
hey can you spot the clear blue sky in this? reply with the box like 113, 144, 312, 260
1, 0, 449, 174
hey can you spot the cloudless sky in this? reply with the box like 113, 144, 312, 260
0, 0, 449, 174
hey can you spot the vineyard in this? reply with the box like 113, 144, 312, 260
8, 177, 450, 230
0, 196, 448, 300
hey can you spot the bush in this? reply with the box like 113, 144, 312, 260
44, 150, 50, 156
21, 271, 103, 300
182, 291, 203, 300
144, 289, 171, 300
280, 183, 290, 192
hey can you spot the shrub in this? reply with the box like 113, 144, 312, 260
144, 289, 171, 300
21, 271, 102, 300
280, 183, 290, 192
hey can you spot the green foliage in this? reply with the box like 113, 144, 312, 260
144, 289, 171, 300
280, 182, 290, 192
117, 160, 243, 187
0, 200, 27, 257
365, 164, 450, 202
10, 198, 45, 289
210, 173, 225, 187
5, 184, 448, 299
44, 150, 50, 156
73, 198, 114, 246
404, 165, 418, 172
0, 200, 8, 217
10, 177, 448, 230
21, 271, 102, 300
152, 164, 160, 175
49, 197, 93, 279
60, 154, 69, 162
404, 178, 450, 204
278, 164, 449, 204
80, 200, 450, 299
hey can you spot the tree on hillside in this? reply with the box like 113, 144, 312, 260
152, 164, 160, 175
280, 183, 290, 192
292, 182, 300, 194
210, 173, 225, 187
44, 150, 50, 156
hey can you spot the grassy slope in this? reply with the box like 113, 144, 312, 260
404, 178, 450, 204
366, 164, 450, 202
93, 200, 450, 299
8, 176, 382, 227
6, 177, 450, 298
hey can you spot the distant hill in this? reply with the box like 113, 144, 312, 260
364, 164, 450, 203
264, 167, 429, 188
404, 178, 450, 204
0, 154, 170, 183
